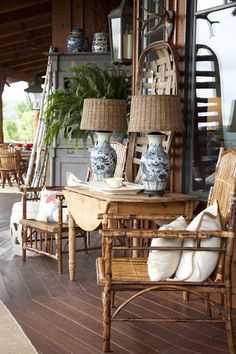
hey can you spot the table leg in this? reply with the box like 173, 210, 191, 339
68, 212, 76, 281
132, 218, 140, 257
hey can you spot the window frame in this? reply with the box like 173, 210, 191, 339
183, 0, 236, 199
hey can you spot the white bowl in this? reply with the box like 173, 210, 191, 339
104, 177, 124, 189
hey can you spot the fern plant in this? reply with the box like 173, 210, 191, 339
45, 63, 130, 147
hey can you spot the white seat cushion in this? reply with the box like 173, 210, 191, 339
147, 216, 187, 281
175, 201, 221, 282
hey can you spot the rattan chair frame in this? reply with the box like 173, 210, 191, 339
0, 143, 24, 188
97, 149, 236, 353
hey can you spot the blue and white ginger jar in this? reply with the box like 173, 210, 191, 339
67, 26, 88, 53
140, 134, 169, 195
92, 32, 109, 53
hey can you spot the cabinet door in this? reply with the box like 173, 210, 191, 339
51, 148, 90, 185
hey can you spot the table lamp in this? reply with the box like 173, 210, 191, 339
128, 95, 184, 195
80, 98, 127, 181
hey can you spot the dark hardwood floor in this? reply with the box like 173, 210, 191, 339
0, 192, 235, 354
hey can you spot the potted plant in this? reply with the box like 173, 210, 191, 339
44, 63, 130, 147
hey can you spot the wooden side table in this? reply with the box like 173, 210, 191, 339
64, 186, 197, 281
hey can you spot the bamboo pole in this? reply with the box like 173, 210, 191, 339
25, 48, 53, 187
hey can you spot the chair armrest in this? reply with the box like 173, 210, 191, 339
100, 229, 234, 239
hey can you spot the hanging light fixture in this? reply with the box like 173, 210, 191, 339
108, 0, 133, 65
24, 77, 43, 111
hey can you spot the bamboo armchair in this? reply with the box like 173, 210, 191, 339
20, 186, 93, 273
96, 149, 236, 353
0, 143, 24, 188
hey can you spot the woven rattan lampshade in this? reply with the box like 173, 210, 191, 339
128, 95, 184, 133
80, 98, 127, 132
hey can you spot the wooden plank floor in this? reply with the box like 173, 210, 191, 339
0, 192, 235, 354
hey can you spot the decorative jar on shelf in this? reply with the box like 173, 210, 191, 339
92, 32, 109, 53
67, 26, 88, 53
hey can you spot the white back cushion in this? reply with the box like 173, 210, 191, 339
175, 201, 221, 282
147, 216, 187, 281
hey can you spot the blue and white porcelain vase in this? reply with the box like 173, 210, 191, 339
90, 132, 117, 181
140, 134, 169, 196
92, 32, 109, 53
67, 26, 88, 53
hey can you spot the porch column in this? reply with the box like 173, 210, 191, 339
0, 76, 5, 143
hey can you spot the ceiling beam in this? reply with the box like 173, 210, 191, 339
0, 37, 51, 61
0, 54, 47, 67
0, 66, 32, 82
0, 14, 51, 38
23, 65, 48, 75
0, 0, 50, 15
0, 37, 51, 56
8, 58, 47, 70
0, 45, 50, 63
0, 2, 51, 26
0, 27, 51, 48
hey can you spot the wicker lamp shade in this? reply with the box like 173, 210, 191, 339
80, 98, 127, 132
128, 95, 184, 133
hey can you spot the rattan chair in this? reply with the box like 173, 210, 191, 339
20, 186, 96, 273
97, 149, 236, 353
0, 143, 24, 188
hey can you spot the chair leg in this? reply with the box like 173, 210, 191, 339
22, 226, 27, 261
204, 294, 212, 318
83, 231, 88, 255
183, 291, 189, 301
225, 292, 235, 354
2, 172, 6, 188
56, 234, 63, 274
103, 285, 111, 352
111, 291, 115, 307
6, 173, 13, 187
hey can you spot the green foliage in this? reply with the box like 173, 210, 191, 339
3, 119, 21, 141
45, 64, 130, 147
3, 101, 34, 142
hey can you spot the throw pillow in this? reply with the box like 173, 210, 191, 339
36, 189, 68, 223
147, 216, 188, 281
175, 201, 221, 282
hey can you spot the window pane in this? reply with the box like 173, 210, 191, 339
192, 7, 236, 192
197, 1, 236, 11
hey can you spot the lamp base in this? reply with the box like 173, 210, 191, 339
143, 189, 165, 196
90, 132, 117, 181
141, 134, 170, 196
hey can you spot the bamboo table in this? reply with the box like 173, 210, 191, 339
64, 186, 197, 280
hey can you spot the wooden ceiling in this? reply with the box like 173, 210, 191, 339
0, 0, 52, 83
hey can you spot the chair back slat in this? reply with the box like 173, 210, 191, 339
208, 149, 236, 229
110, 141, 128, 179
